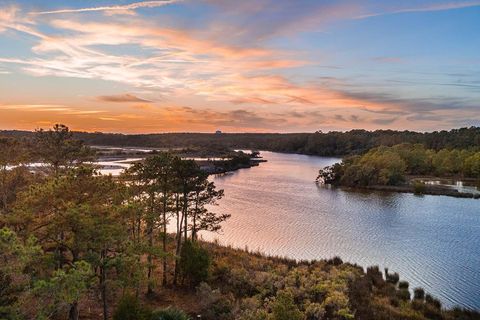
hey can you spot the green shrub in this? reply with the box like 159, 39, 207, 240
196, 282, 233, 320
424, 304, 443, 320
397, 289, 411, 301
385, 269, 400, 285
413, 287, 425, 301
413, 181, 426, 194
411, 299, 424, 311
425, 294, 442, 310
180, 241, 210, 286
398, 281, 409, 290
113, 294, 151, 320
366, 266, 383, 287
202, 297, 233, 320
270, 291, 304, 320
0, 271, 18, 320
151, 307, 190, 320
326, 256, 343, 266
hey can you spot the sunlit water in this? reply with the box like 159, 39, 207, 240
202, 151, 480, 309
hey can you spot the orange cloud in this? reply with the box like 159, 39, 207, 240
97, 94, 151, 103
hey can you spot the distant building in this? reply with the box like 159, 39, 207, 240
215, 130, 222, 135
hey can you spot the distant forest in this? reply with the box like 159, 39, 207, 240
2, 127, 480, 156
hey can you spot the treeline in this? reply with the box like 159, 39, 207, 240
318, 143, 480, 187
2, 127, 480, 156
0, 125, 229, 319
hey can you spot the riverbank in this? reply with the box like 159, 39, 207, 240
81, 239, 479, 320
339, 183, 480, 199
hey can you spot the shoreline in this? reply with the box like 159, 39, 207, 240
339, 184, 480, 199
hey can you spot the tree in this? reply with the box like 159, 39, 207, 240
123, 153, 228, 290
464, 152, 480, 178
0, 227, 42, 319
125, 154, 176, 293
172, 158, 201, 285
179, 240, 210, 287
0, 137, 30, 214
189, 172, 227, 240
33, 261, 93, 320
34, 124, 94, 176
153, 153, 176, 286
82, 185, 129, 320
14, 167, 127, 319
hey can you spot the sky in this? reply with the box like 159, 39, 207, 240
0, 0, 479, 133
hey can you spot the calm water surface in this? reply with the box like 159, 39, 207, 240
204, 151, 480, 309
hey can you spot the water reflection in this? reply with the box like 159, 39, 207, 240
204, 151, 480, 309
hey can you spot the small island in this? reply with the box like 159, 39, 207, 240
317, 143, 480, 199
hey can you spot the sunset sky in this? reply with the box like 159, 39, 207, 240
0, 0, 479, 133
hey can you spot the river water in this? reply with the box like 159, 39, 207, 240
204, 151, 480, 309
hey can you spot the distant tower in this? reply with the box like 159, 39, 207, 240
215, 129, 222, 135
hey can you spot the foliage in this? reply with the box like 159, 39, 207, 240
414, 288, 425, 301
33, 124, 94, 176
414, 181, 427, 194
196, 282, 233, 320
0, 137, 32, 215
112, 294, 151, 320
4, 126, 480, 157
0, 270, 18, 320
33, 261, 93, 315
319, 143, 480, 187
269, 291, 304, 320
151, 307, 190, 320
180, 241, 210, 286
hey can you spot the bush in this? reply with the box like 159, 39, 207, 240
180, 241, 210, 286
0, 271, 18, 319
270, 291, 304, 320
424, 304, 443, 320
113, 294, 151, 320
151, 307, 190, 320
196, 282, 233, 320
397, 289, 411, 301
398, 281, 409, 290
413, 288, 425, 301
425, 294, 442, 310
366, 266, 383, 287
385, 269, 400, 285
413, 181, 426, 194
326, 256, 343, 266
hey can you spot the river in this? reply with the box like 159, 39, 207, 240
203, 151, 480, 309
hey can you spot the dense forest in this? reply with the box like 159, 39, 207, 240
318, 143, 480, 188
2, 127, 480, 157
1, 125, 480, 320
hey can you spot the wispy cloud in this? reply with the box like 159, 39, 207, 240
97, 94, 152, 103
0, 104, 103, 115
356, 1, 480, 19
373, 56, 405, 64
30, 0, 182, 16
